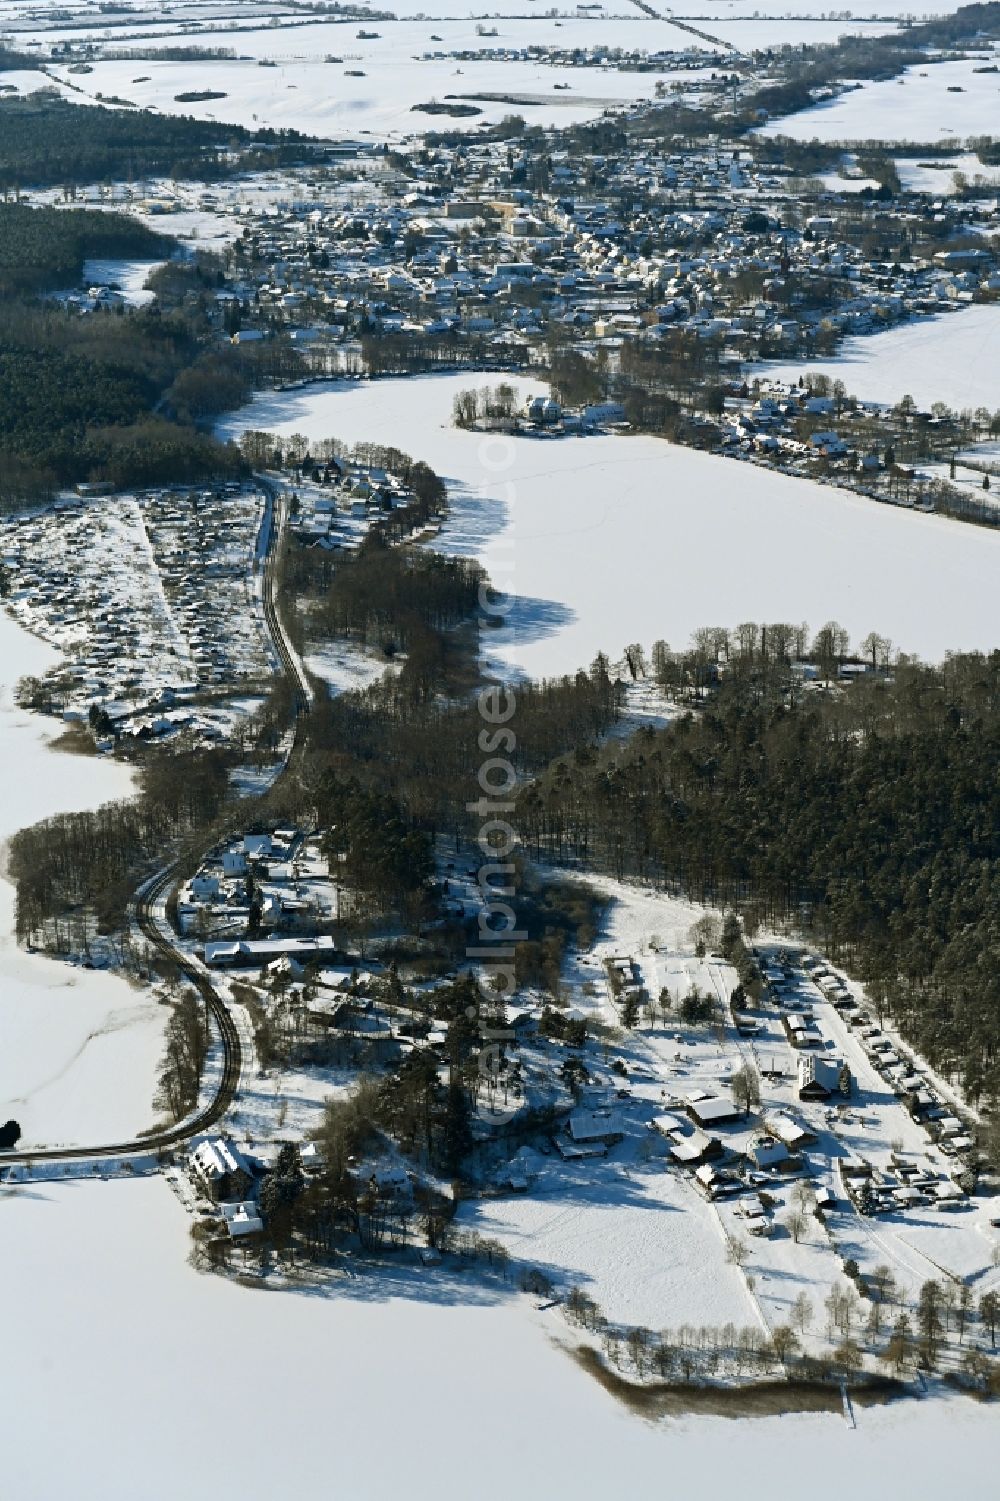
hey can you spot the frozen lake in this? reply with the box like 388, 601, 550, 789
0, 602, 166, 1149
1, 1175, 998, 1501
222, 371, 1000, 674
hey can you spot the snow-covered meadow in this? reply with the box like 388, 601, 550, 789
459, 1152, 759, 1330
81, 257, 164, 307
48, 46, 666, 139
20, 1, 903, 140
0, 608, 166, 1149
221, 371, 1000, 675
760, 52, 1000, 143
756, 304, 1000, 413
895, 150, 1000, 195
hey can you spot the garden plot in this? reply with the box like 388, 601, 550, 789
2, 496, 199, 711
0, 485, 274, 734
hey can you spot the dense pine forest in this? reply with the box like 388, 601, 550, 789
518, 645, 1000, 1107
0, 203, 169, 296
0, 93, 309, 191
0, 207, 257, 505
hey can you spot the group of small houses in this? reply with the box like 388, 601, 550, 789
187, 1131, 417, 1251
179, 828, 336, 955
481, 394, 627, 435
177, 889, 977, 1247
600, 947, 977, 1231
188, 1135, 311, 1245
772, 953, 979, 1213
788, 958, 976, 1144
0, 482, 271, 744
289, 456, 425, 553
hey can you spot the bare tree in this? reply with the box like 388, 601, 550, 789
785, 1209, 808, 1244
791, 1291, 814, 1335
771, 1325, 800, 1365
731, 1063, 761, 1117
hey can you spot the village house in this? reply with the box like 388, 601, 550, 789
798, 1055, 852, 1102
191, 1138, 254, 1203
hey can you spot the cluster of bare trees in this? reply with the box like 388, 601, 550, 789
451, 382, 521, 429
564, 1263, 1000, 1394
565, 1290, 814, 1384
9, 748, 230, 953
156, 990, 210, 1123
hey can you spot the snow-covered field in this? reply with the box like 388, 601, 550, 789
460, 1152, 759, 1329
756, 304, 1000, 413
896, 150, 1000, 195
760, 53, 1000, 143
1, 1174, 999, 1501
81, 257, 164, 306
48, 50, 666, 138
25, 4, 903, 140
222, 372, 1000, 673
305, 642, 393, 698
0, 608, 166, 1149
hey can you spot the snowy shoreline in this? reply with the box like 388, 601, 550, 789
220, 369, 1000, 675
0, 605, 166, 1150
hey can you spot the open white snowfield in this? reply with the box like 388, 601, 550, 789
756, 303, 1000, 413
222, 372, 1000, 675
459, 1161, 766, 1329
759, 51, 1000, 143
46, 49, 669, 140
896, 149, 1000, 195
0, 608, 167, 1150
0, 1175, 998, 1501
80, 256, 165, 307
27, 2, 906, 141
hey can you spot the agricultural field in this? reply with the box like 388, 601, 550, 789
755, 304, 1000, 413
759, 49, 1000, 143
